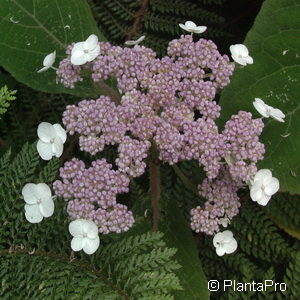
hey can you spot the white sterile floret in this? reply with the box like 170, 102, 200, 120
37, 122, 67, 160
179, 21, 207, 34
69, 219, 100, 255
218, 216, 231, 228
249, 169, 279, 206
22, 183, 55, 223
125, 35, 146, 46
37, 51, 56, 73
229, 44, 253, 66
213, 230, 237, 256
253, 98, 285, 122
71, 34, 100, 65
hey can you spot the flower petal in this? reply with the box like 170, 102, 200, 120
37, 122, 56, 142
69, 219, 85, 237
220, 230, 233, 242
84, 34, 98, 50
244, 55, 253, 64
250, 182, 263, 202
82, 220, 99, 239
270, 107, 285, 122
71, 42, 85, 55
185, 21, 196, 30
37, 140, 53, 160
53, 124, 67, 143
254, 169, 272, 182
25, 204, 43, 223
22, 183, 38, 204
35, 183, 52, 199
253, 98, 269, 118
39, 197, 54, 217
213, 232, 223, 247
179, 23, 188, 31
71, 236, 84, 251
194, 26, 207, 34
43, 51, 56, 67
264, 177, 279, 196
257, 194, 271, 206
216, 246, 226, 256
225, 239, 237, 254
231, 54, 247, 66
71, 50, 86, 65
230, 44, 249, 57
52, 137, 64, 158
83, 236, 100, 255
86, 45, 100, 62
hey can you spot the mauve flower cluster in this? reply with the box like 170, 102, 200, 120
56, 34, 265, 235
57, 45, 83, 88
190, 167, 241, 235
53, 158, 134, 234
221, 111, 265, 182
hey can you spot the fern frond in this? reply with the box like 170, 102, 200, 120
231, 201, 291, 263
0, 85, 16, 118
0, 142, 39, 191
0, 252, 115, 300
37, 158, 60, 184
264, 193, 300, 234
91, 0, 229, 56
283, 251, 300, 299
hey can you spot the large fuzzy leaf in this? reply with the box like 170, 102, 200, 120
0, 0, 105, 97
219, 0, 300, 194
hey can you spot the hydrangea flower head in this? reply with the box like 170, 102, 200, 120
71, 34, 100, 65
22, 183, 55, 223
250, 169, 279, 206
213, 230, 237, 256
69, 219, 100, 255
230, 44, 253, 66
37, 122, 67, 160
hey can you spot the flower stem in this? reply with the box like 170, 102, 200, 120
203, 73, 212, 79
172, 164, 198, 195
149, 159, 161, 232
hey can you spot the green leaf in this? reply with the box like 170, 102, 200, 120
218, 0, 300, 194
160, 193, 209, 300
0, 0, 105, 97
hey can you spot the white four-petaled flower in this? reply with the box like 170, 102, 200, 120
71, 34, 100, 65
22, 183, 55, 223
125, 35, 146, 46
37, 51, 56, 73
249, 169, 279, 206
213, 230, 237, 256
229, 44, 253, 66
37, 122, 67, 160
179, 21, 207, 34
253, 98, 285, 122
69, 219, 100, 255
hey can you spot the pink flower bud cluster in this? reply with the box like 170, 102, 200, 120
190, 167, 241, 235
53, 158, 134, 234
56, 45, 83, 88
221, 111, 265, 182
56, 35, 266, 236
